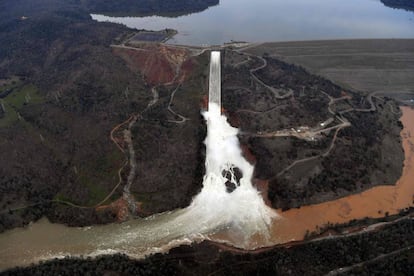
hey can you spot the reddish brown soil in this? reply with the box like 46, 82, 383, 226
201, 95, 209, 110
180, 58, 196, 81
253, 179, 271, 207
241, 143, 256, 164
96, 197, 128, 221
96, 197, 144, 222
227, 111, 241, 127
112, 44, 193, 86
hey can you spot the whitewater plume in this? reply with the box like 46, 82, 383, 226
157, 51, 278, 242
191, 101, 277, 239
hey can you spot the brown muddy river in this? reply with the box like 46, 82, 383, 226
268, 106, 414, 243
1, 107, 413, 271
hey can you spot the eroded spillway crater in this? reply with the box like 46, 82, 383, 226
222, 166, 243, 193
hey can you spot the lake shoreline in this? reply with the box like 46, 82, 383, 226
91, 0, 414, 46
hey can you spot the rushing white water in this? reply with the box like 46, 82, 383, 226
0, 51, 277, 271
182, 51, 276, 241
194, 102, 277, 240
104, 51, 277, 249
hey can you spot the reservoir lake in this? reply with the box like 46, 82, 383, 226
92, 0, 414, 46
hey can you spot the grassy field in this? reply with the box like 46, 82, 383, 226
0, 84, 44, 128
246, 39, 414, 97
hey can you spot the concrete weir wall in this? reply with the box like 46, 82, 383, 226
208, 51, 221, 113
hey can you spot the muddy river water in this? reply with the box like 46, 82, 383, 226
212, 106, 414, 246
0, 107, 413, 271
271, 106, 414, 242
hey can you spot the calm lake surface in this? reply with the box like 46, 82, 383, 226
92, 0, 414, 46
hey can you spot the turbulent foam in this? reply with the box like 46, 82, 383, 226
188, 103, 278, 240
104, 103, 277, 249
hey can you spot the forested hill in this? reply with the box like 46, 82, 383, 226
83, 0, 219, 16
381, 0, 414, 12
0, 0, 211, 232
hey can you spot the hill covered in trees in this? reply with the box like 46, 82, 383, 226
381, 0, 414, 12
84, 0, 219, 16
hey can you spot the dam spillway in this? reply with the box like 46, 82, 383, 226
208, 51, 221, 114
0, 51, 277, 271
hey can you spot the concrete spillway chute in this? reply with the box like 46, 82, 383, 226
208, 51, 221, 114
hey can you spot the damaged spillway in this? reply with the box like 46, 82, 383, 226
112, 51, 277, 247
195, 51, 277, 239
0, 51, 277, 270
